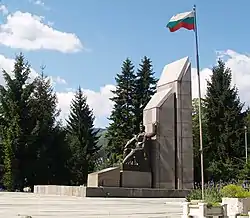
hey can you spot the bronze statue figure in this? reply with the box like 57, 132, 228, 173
122, 123, 157, 170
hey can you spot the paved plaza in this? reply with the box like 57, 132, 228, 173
0, 192, 185, 218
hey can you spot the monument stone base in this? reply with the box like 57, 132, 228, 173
120, 170, 152, 188
87, 167, 120, 187
34, 185, 190, 198
84, 187, 190, 198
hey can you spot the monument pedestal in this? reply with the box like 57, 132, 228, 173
87, 167, 120, 187
120, 170, 152, 188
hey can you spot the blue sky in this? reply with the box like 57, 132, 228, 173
0, 0, 250, 127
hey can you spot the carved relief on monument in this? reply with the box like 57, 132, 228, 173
122, 123, 157, 172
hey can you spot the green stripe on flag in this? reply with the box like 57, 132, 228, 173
167, 17, 194, 29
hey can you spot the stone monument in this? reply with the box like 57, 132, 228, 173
87, 56, 193, 192
143, 56, 193, 189
34, 56, 193, 198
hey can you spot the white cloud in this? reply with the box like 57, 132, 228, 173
33, 0, 45, 6
47, 21, 54, 27
191, 67, 212, 99
29, 0, 49, 10
0, 4, 8, 15
53, 76, 67, 85
218, 50, 250, 106
0, 54, 16, 84
191, 50, 250, 107
0, 11, 83, 53
57, 85, 115, 128
0, 54, 38, 84
0, 54, 67, 87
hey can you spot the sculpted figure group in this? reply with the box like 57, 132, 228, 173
122, 122, 157, 170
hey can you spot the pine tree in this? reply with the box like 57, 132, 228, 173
205, 60, 246, 181
1, 121, 18, 191
30, 70, 68, 185
106, 58, 136, 165
134, 56, 157, 133
67, 87, 99, 185
247, 110, 250, 154
247, 110, 250, 127
0, 53, 34, 190
47, 125, 70, 185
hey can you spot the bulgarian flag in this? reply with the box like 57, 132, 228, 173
166, 11, 195, 32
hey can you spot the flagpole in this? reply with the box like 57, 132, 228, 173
193, 4, 204, 200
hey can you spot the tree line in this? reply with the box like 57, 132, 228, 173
0, 53, 249, 191
0, 54, 99, 190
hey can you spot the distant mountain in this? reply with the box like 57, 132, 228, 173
94, 128, 106, 134
94, 128, 108, 163
96, 128, 108, 148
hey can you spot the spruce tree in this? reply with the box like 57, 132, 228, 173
47, 125, 70, 185
1, 121, 18, 191
30, 71, 68, 185
106, 58, 136, 165
247, 110, 250, 126
67, 87, 99, 185
247, 110, 250, 153
0, 53, 34, 190
205, 60, 246, 181
134, 56, 157, 133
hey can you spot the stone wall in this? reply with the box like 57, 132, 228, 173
33, 185, 190, 198
33, 185, 86, 197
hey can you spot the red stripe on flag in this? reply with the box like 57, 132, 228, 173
169, 22, 195, 32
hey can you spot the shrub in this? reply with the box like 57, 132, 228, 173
186, 189, 202, 202
205, 187, 222, 205
186, 187, 222, 206
220, 184, 250, 198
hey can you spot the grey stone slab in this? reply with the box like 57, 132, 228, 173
144, 88, 172, 110
143, 108, 158, 126
176, 94, 192, 109
180, 137, 193, 152
157, 125, 175, 138
179, 109, 192, 123
85, 187, 190, 198
120, 171, 152, 188
157, 57, 189, 87
143, 57, 193, 190
87, 166, 120, 187
181, 64, 192, 82
179, 81, 192, 95
34, 185, 190, 199
157, 82, 174, 93
176, 123, 193, 138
